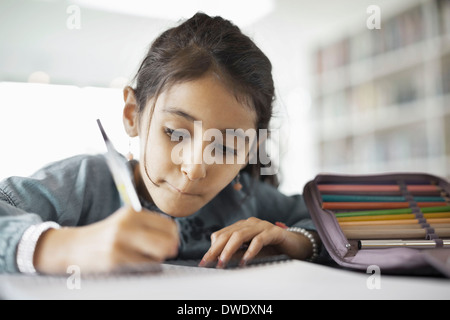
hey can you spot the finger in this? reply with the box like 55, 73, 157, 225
200, 218, 266, 268
200, 232, 231, 267
240, 235, 266, 266
122, 209, 180, 256
202, 219, 265, 267
137, 210, 179, 238
217, 227, 256, 267
122, 226, 179, 261
241, 227, 284, 266
209, 219, 246, 245
200, 225, 248, 267
111, 246, 163, 273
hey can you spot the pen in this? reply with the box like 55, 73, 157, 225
97, 119, 142, 212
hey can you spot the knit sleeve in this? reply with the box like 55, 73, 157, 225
0, 154, 121, 273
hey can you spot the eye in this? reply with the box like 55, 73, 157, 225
164, 127, 175, 137
218, 143, 238, 156
164, 127, 189, 141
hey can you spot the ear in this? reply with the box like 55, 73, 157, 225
123, 86, 139, 137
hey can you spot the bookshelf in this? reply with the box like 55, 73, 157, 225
312, 0, 450, 179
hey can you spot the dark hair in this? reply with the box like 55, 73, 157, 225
132, 12, 278, 186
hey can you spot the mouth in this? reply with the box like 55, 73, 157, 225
166, 181, 199, 196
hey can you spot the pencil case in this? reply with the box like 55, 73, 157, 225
302, 172, 450, 277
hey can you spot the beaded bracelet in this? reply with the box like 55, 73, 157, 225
16, 222, 61, 274
286, 227, 319, 262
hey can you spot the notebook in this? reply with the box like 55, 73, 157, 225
1, 258, 449, 300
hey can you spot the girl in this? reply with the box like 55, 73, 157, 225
0, 12, 320, 274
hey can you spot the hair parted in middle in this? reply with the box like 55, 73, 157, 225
131, 12, 278, 186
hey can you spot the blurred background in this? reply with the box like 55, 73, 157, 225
0, 0, 449, 195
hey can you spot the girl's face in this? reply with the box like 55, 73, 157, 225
124, 74, 258, 217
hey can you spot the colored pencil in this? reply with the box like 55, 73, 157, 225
336, 212, 450, 222
334, 206, 450, 218
321, 195, 445, 202
338, 217, 450, 227
318, 184, 440, 192
317, 181, 450, 244
343, 227, 450, 240
337, 213, 416, 222
407, 185, 440, 192
322, 195, 405, 202
341, 223, 450, 230
322, 201, 448, 210
318, 185, 400, 192
317, 184, 442, 196
414, 196, 447, 202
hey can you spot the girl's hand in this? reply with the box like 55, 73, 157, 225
34, 207, 179, 274
199, 217, 315, 268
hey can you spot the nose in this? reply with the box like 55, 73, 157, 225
180, 137, 207, 181
181, 162, 206, 181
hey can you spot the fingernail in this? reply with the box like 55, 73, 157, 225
198, 259, 207, 267
239, 258, 248, 267
216, 258, 226, 269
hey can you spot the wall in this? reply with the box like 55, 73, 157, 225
0, 0, 419, 193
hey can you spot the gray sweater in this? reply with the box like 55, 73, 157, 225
0, 154, 315, 273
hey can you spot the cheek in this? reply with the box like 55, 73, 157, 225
140, 127, 174, 176
205, 164, 241, 191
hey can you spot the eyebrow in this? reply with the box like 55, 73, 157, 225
162, 106, 250, 140
162, 106, 198, 122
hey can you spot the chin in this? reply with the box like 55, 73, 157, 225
153, 195, 206, 218
157, 204, 200, 218
145, 178, 215, 218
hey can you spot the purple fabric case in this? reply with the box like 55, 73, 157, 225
302, 172, 450, 277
